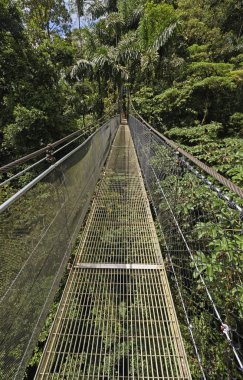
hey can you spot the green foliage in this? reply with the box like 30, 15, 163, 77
138, 1, 177, 48
146, 137, 243, 377
230, 54, 243, 68
0, 0, 91, 165
166, 122, 223, 146
4, 105, 48, 153
134, 59, 243, 167
188, 62, 233, 78
229, 69, 243, 81
165, 124, 243, 184
117, 0, 143, 23
188, 44, 210, 61
132, 86, 155, 119
229, 112, 243, 134
20, 0, 71, 41
24, 303, 58, 374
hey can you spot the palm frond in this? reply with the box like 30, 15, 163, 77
82, 27, 98, 52
141, 48, 159, 73
93, 55, 110, 69
119, 47, 141, 63
117, 31, 141, 63
105, 12, 125, 29
126, 5, 144, 29
112, 63, 129, 80
71, 59, 94, 79
86, 0, 106, 19
152, 22, 178, 51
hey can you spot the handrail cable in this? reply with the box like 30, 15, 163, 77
0, 115, 120, 379
129, 115, 243, 372
146, 147, 243, 371
130, 102, 243, 199
0, 114, 110, 174
151, 192, 207, 380
0, 116, 118, 213
0, 126, 97, 187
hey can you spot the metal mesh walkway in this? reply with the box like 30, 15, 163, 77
35, 122, 191, 379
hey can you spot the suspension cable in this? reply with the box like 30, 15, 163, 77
130, 102, 243, 199
151, 200, 207, 379
134, 133, 243, 371
0, 114, 109, 174
0, 126, 96, 187
0, 115, 119, 213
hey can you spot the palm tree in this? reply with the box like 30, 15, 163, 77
69, 0, 84, 29
152, 22, 178, 51
71, 59, 94, 80
105, 0, 118, 13
71, 0, 178, 115
105, 12, 124, 46
86, 0, 106, 19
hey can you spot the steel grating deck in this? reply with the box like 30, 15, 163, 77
35, 123, 191, 379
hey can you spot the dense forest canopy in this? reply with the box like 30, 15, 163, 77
0, 0, 242, 184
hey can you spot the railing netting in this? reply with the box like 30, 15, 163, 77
129, 115, 243, 379
0, 116, 119, 379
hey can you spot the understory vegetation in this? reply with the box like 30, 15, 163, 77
131, 0, 243, 186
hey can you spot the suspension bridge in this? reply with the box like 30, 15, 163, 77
0, 113, 242, 379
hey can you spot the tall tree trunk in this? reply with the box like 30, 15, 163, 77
97, 74, 104, 117
47, 20, 50, 38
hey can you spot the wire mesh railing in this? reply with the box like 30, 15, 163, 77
0, 114, 114, 199
129, 115, 243, 379
0, 116, 119, 379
